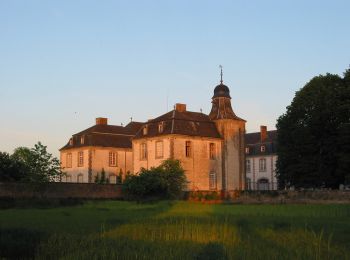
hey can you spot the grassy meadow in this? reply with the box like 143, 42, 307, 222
0, 200, 349, 259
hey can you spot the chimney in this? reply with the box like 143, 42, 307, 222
96, 117, 108, 125
175, 103, 186, 112
260, 125, 267, 142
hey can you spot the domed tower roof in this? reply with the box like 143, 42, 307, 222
209, 66, 245, 121
213, 83, 231, 98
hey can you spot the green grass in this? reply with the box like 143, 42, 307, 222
0, 200, 349, 259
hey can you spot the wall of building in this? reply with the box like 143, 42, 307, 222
90, 147, 133, 182
214, 119, 245, 191
132, 135, 223, 191
60, 147, 133, 183
132, 137, 171, 173
246, 154, 277, 190
172, 136, 222, 191
60, 148, 90, 183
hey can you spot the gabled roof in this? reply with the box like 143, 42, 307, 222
60, 121, 144, 151
134, 110, 221, 139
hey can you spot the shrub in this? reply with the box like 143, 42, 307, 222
123, 159, 187, 200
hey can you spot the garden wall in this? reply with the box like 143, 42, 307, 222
187, 190, 350, 204
0, 182, 123, 199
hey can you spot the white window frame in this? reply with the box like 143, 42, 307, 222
109, 152, 117, 167
246, 159, 251, 172
78, 151, 84, 167
140, 143, 147, 160
155, 141, 164, 159
66, 153, 72, 168
259, 158, 266, 172
209, 143, 216, 160
209, 171, 217, 190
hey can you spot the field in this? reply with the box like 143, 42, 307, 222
0, 200, 349, 259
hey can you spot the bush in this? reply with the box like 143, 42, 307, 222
123, 159, 187, 200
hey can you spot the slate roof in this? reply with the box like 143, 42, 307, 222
245, 130, 278, 156
60, 121, 144, 151
133, 110, 222, 139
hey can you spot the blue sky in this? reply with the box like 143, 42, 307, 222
0, 0, 349, 157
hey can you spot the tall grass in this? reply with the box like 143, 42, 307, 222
0, 201, 349, 259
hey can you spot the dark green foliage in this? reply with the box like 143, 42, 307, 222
277, 68, 350, 189
123, 159, 187, 200
0, 152, 27, 182
94, 168, 109, 184
0, 142, 63, 183
0, 228, 46, 259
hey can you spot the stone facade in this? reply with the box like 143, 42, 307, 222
60, 79, 279, 191
245, 126, 278, 190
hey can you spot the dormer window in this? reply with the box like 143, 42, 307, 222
143, 125, 148, 135
158, 122, 164, 133
69, 138, 73, 146
80, 136, 84, 144
261, 145, 266, 152
245, 147, 249, 154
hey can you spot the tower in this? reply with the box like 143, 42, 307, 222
209, 68, 246, 191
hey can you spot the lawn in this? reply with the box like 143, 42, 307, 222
0, 200, 349, 259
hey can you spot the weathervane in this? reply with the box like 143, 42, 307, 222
219, 65, 223, 84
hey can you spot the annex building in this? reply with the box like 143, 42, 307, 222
60, 78, 277, 191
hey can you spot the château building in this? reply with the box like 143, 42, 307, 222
60, 76, 277, 191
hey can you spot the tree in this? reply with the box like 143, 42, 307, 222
94, 168, 109, 184
276, 68, 350, 189
0, 152, 27, 182
0, 142, 63, 182
123, 159, 187, 200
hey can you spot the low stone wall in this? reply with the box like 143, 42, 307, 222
187, 190, 350, 204
0, 182, 123, 199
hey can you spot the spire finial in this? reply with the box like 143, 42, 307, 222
219, 65, 223, 84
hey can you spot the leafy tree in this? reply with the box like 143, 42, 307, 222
0, 152, 27, 182
276, 68, 350, 189
123, 159, 187, 200
4, 142, 63, 182
94, 168, 109, 184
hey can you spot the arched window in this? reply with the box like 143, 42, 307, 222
209, 171, 216, 190
66, 175, 72, 183
257, 178, 269, 191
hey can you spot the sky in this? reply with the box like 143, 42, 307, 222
0, 0, 349, 157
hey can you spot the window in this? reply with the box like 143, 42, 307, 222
143, 126, 148, 135
246, 159, 251, 172
209, 143, 216, 159
66, 153, 72, 168
246, 178, 252, 190
80, 136, 85, 144
140, 143, 147, 160
109, 152, 117, 167
77, 174, 83, 183
69, 138, 73, 145
245, 147, 249, 154
66, 175, 72, 182
78, 151, 84, 167
158, 122, 164, 133
260, 145, 266, 152
259, 158, 266, 172
155, 141, 163, 158
109, 175, 117, 184
185, 141, 192, 157
209, 172, 216, 190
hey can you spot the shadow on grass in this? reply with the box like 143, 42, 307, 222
0, 197, 85, 209
0, 228, 47, 259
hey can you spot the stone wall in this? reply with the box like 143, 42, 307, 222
0, 182, 123, 199
187, 190, 350, 204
